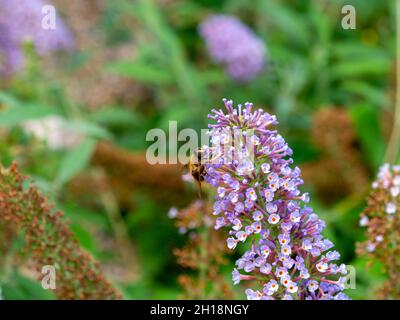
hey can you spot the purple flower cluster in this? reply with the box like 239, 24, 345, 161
203, 99, 349, 300
0, 0, 74, 75
199, 15, 266, 83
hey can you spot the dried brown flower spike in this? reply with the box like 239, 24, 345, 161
357, 164, 400, 299
170, 200, 233, 299
0, 162, 122, 299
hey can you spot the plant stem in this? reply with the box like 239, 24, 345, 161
93, 169, 139, 280
385, 0, 400, 164
198, 224, 208, 298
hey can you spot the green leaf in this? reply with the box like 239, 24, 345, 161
331, 59, 390, 79
158, 103, 196, 130
107, 60, 173, 84
0, 91, 21, 107
88, 106, 141, 127
63, 120, 113, 140
257, 1, 310, 46
332, 42, 389, 61
61, 203, 110, 230
55, 138, 96, 186
135, 0, 205, 108
0, 104, 61, 127
197, 69, 228, 85
349, 103, 386, 169
342, 81, 387, 106
1, 270, 56, 300
70, 224, 99, 256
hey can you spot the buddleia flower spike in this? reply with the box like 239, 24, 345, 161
203, 99, 350, 300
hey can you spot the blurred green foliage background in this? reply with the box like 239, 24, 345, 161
0, 0, 397, 299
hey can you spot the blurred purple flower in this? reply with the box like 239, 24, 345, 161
0, 0, 74, 75
199, 15, 266, 82
203, 99, 350, 300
